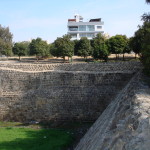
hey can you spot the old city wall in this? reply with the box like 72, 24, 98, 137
0, 61, 141, 72
0, 62, 141, 122
75, 71, 150, 150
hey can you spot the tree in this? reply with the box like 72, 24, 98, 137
142, 13, 150, 22
52, 35, 74, 62
140, 22, 150, 75
131, 21, 150, 75
77, 37, 92, 60
50, 43, 61, 58
29, 38, 50, 60
92, 33, 109, 62
108, 35, 128, 59
122, 37, 131, 60
129, 22, 148, 59
141, 0, 150, 23
0, 25, 13, 56
73, 40, 80, 55
139, 0, 150, 75
129, 35, 142, 59
13, 41, 29, 60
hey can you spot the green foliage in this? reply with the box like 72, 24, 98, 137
52, 34, 74, 60
129, 27, 145, 56
77, 37, 92, 59
29, 38, 50, 59
50, 43, 60, 57
142, 13, 150, 22
0, 25, 13, 56
0, 127, 73, 150
122, 39, 131, 54
13, 41, 30, 60
92, 33, 109, 62
130, 20, 150, 75
108, 35, 128, 54
140, 22, 150, 75
73, 40, 80, 55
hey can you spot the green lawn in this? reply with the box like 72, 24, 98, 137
0, 127, 73, 150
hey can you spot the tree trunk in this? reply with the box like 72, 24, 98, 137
36, 55, 39, 62
85, 56, 88, 62
135, 53, 137, 59
71, 56, 73, 63
63, 56, 65, 63
105, 56, 108, 62
68, 56, 69, 61
19, 56, 21, 61
123, 53, 125, 61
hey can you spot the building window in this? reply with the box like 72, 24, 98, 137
79, 25, 86, 31
87, 33, 94, 38
69, 26, 78, 31
87, 25, 94, 31
79, 33, 86, 38
97, 26, 102, 29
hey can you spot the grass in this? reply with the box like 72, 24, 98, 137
0, 121, 93, 150
0, 127, 73, 150
0, 121, 22, 127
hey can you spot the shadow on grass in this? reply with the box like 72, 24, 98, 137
0, 128, 73, 150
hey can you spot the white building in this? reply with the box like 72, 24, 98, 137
67, 14, 104, 40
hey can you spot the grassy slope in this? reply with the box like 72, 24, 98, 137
0, 127, 73, 150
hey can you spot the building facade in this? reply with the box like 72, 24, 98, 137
67, 14, 104, 40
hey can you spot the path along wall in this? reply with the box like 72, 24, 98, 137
0, 62, 141, 122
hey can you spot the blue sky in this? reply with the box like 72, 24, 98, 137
0, 0, 149, 43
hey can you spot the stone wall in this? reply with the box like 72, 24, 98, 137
75, 72, 150, 150
0, 62, 141, 122
0, 61, 141, 72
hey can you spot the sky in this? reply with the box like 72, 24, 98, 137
0, 0, 149, 43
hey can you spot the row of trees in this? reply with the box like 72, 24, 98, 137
51, 33, 132, 62
0, 25, 134, 62
13, 38, 50, 61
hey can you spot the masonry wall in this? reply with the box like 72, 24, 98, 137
75, 71, 150, 150
0, 62, 141, 122
0, 61, 141, 72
